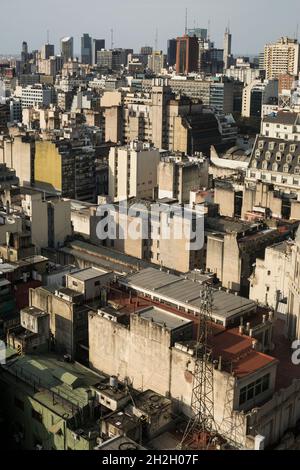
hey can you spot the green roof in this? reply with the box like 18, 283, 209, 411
2, 353, 101, 418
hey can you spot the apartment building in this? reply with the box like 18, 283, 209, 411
108, 141, 161, 202
15, 84, 52, 108
34, 139, 96, 202
264, 37, 300, 79
157, 153, 209, 203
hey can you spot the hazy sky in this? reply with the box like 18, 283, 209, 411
1, 0, 300, 56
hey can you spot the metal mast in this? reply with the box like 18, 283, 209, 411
180, 285, 216, 450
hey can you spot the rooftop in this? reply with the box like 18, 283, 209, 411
138, 306, 192, 331
120, 268, 256, 324
133, 389, 172, 416
96, 436, 146, 451
263, 112, 299, 126
21, 306, 48, 318
68, 267, 110, 282
2, 353, 102, 418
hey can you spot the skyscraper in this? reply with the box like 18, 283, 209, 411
187, 28, 207, 40
61, 37, 74, 63
92, 39, 105, 66
223, 27, 232, 70
21, 41, 28, 63
81, 34, 92, 65
148, 51, 164, 74
41, 43, 55, 60
175, 35, 199, 74
167, 39, 177, 67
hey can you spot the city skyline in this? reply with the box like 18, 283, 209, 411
1, 0, 300, 56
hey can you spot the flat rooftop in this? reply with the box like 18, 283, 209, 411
21, 306, 48, 318
2, 353, 102, 418
138, 306, 192, 331
68, 267, 110, 282
120, 268, 256, 324
60, 240, 158, 275
97, 436, 146, 451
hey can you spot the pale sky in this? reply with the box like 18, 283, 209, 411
0, 0, 300, 56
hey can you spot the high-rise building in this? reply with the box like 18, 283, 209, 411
223, 27, 232, 70
60, 37, 74, 63
108, 141, 161, 202
148, 51, 164, 74
264, 37, 300, 79
167, 39, 177, 67
81, 33, 92, 65
187, 28, 207, 40
41, 43, 55, 60
92, 39, 105, 66
175, 35, 199, 74
21, 41, 28, 62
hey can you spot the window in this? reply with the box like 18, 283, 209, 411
276, 152, 282, 162
239, 374, 270, 406
283, 164, 289, 173
269, 142, 275, 151
290, 144, 296, 153
295, 166, 300, 175
252, 161, 257, 169
73, 281, 78, 287
286, 154, 293, 163
279, 143, 286, 152
262, 161, 268, 170
258, 141, 264, 150
265, 151, 271, 160
95, 280, 101, 286
272, 163, 278, 172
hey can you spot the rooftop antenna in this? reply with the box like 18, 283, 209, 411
155, 28, 158, 51
185, 7, 188, 35
110, 29, 114, 50
179, 285, 217, 450
208, 19, 211, 40
47, 30, 50, 44
296, 23, 299, 40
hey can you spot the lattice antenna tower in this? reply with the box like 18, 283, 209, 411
180, 285, 216, 450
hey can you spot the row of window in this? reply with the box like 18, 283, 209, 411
252, 159, 300, 174
256, 150, 300, 164
258, 141, 297, 153
239, 374, 270, 406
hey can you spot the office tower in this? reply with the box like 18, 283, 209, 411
41, 43, 55, 60
167, 39, 177, 67
187, 28, 207, 40
264, 37, 300, 79
141, 46, 153, 55
176, 35, 199, 74
148, 51, 164, 74
92, 39, 105, 66
61, 37, 74, 63
81, 33, 92, 65
21, 41, 28, 64
223, 27, 232, 70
